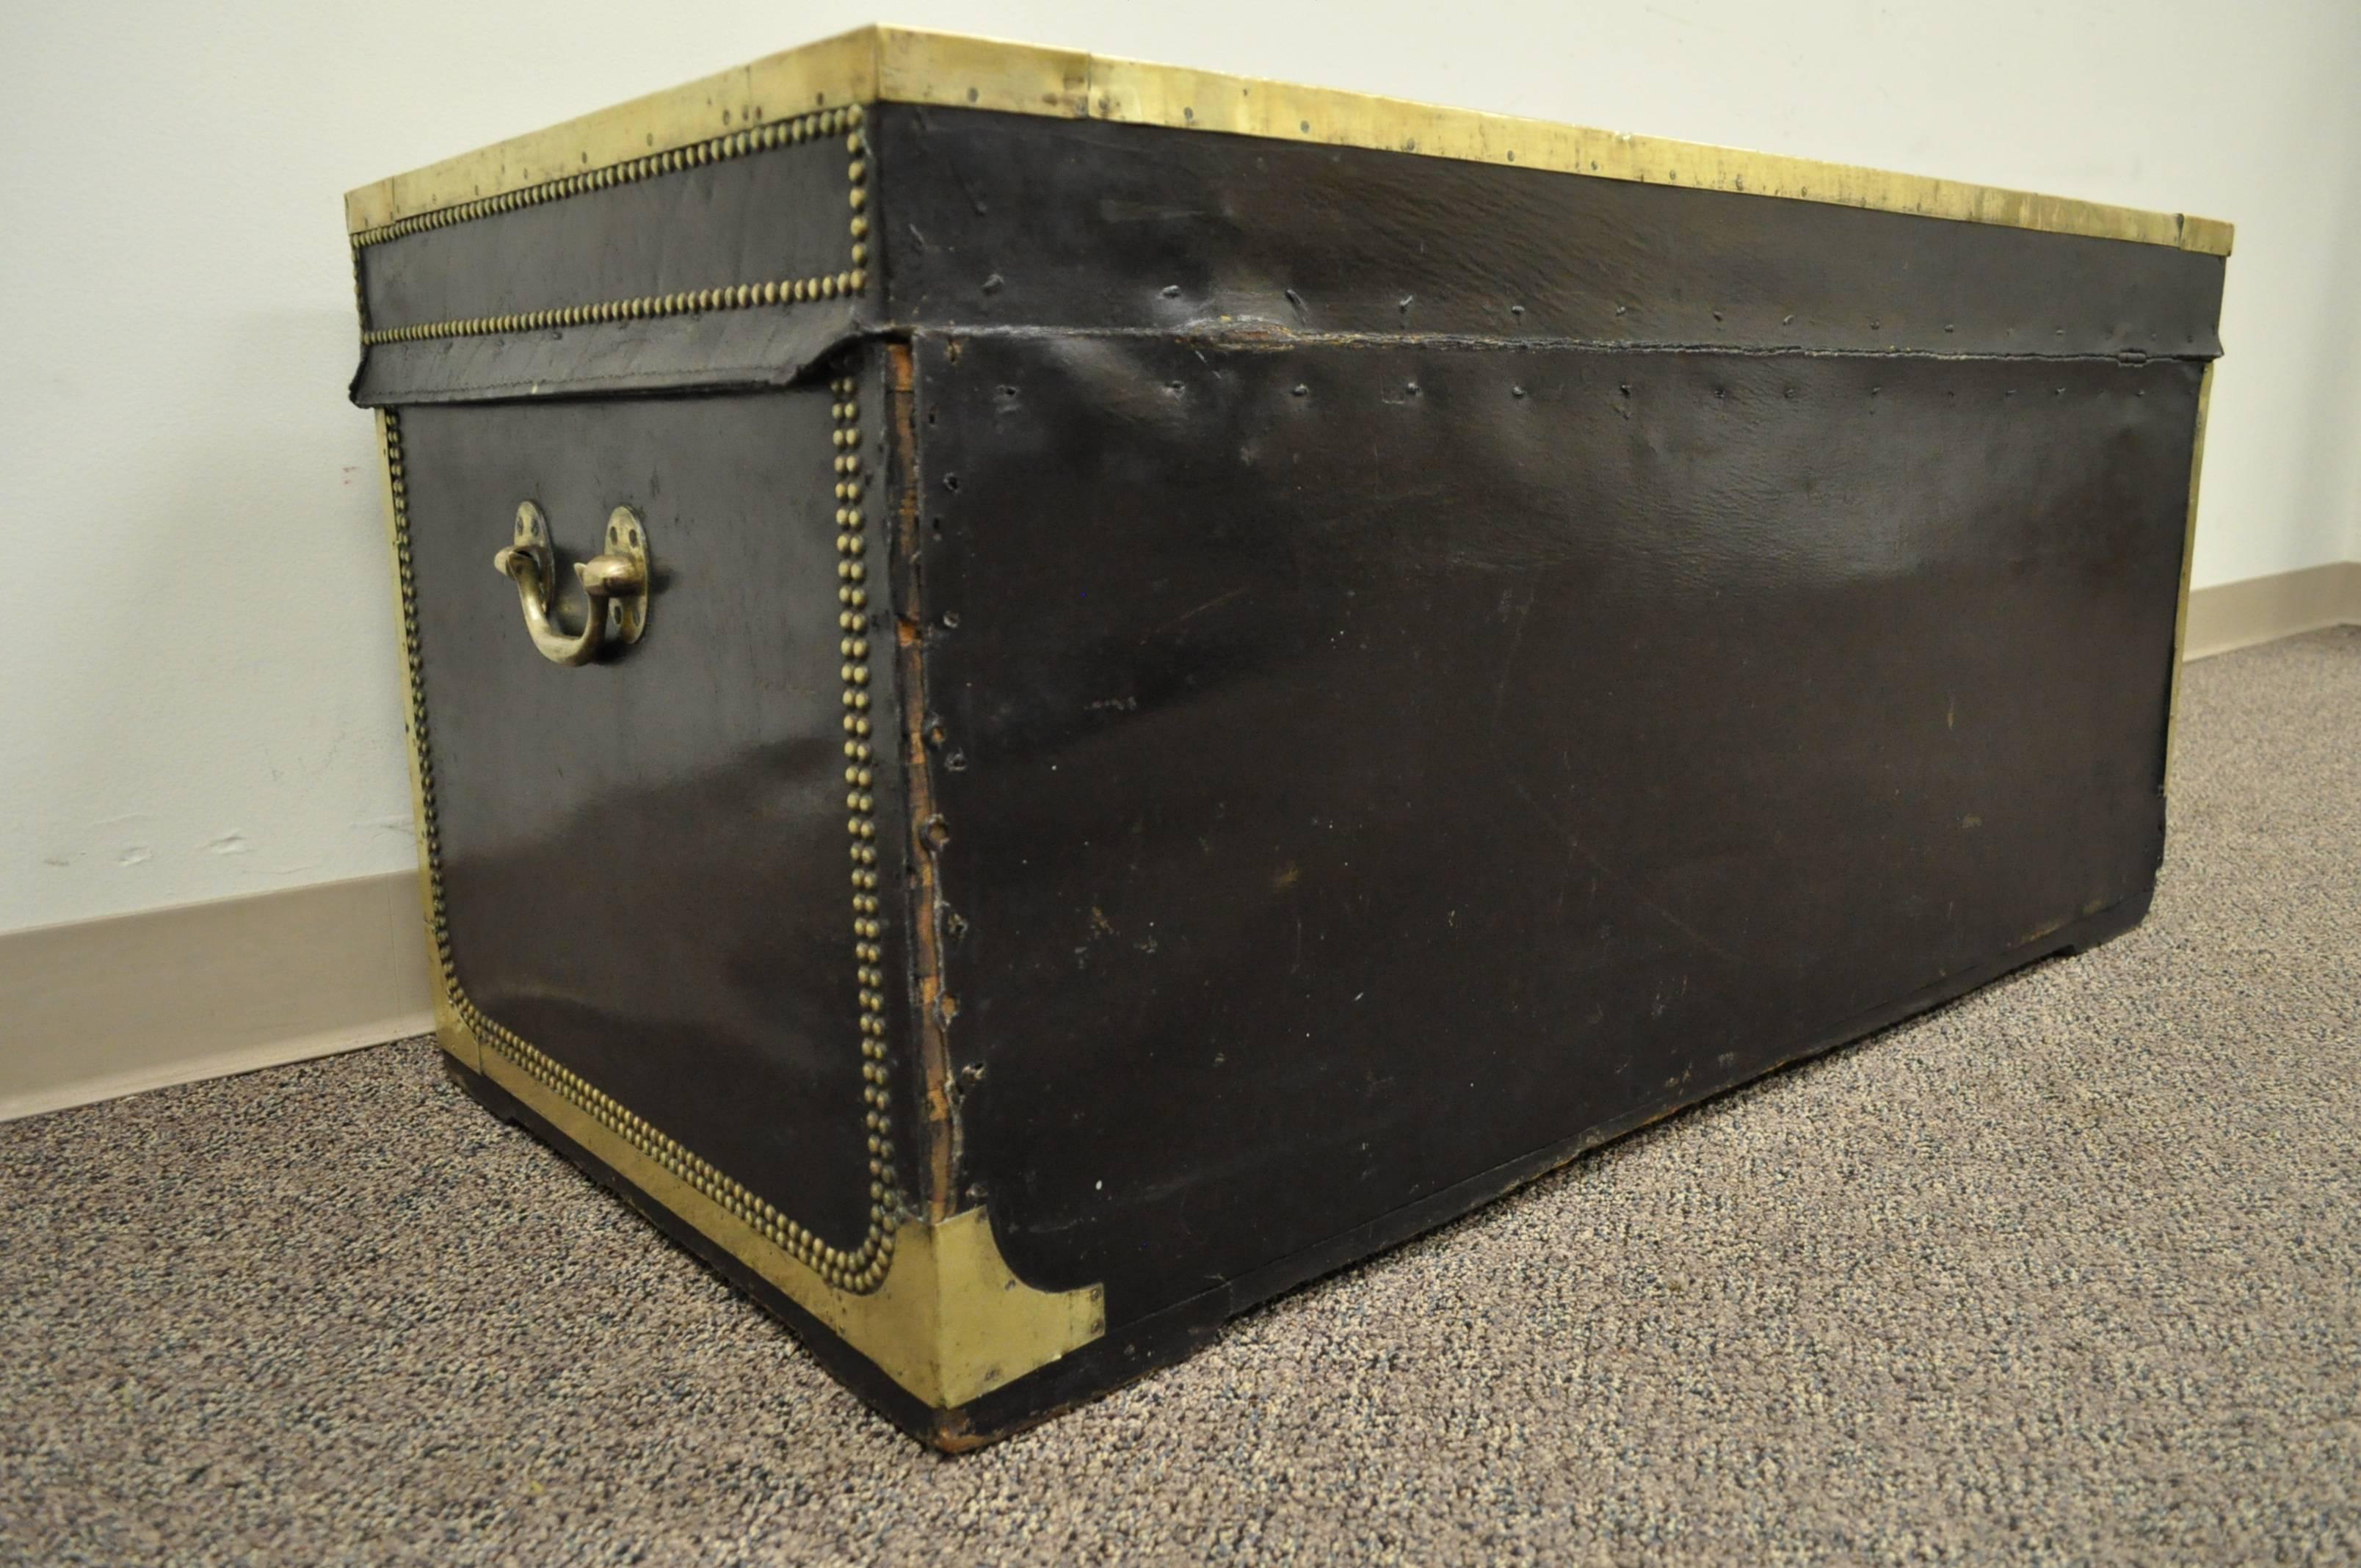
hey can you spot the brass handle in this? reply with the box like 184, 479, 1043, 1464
492, 502, 650, 666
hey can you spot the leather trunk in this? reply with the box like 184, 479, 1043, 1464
347, 26, 2228, 1449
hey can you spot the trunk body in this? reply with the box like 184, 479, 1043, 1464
347, 32, 2226, 1448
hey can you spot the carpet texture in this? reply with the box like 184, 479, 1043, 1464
4, 629, 2357, 1565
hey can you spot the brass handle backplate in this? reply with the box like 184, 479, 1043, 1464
492, 502, 650, 666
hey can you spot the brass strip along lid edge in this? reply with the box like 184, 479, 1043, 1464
344, 25, 2232, 255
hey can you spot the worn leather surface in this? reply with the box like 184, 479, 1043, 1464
911, 330, 2199, 1321
871, 106, 2224, 360
398, 385, 898, 1250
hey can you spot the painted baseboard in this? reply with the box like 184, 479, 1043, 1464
0, 871, 432, 1122
2185, 562, 2361, 659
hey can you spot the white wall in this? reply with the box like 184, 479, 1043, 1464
3, 0, 2356, 937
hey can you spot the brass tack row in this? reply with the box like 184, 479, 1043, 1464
835, 370, 899, 1295
349, 245, 371, 334
379, 408, 895, 1295
356, 109, 874, 348
354, 104, 865, 247
359, 272, 868, 346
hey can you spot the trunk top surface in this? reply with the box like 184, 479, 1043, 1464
347, 26, 2230, 257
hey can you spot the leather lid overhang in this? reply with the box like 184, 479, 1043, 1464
350, 104, 2222, 407
359, 135, 855, 332
348, 302, 868, 407
873, 109, 2226, 364
349, 102, 871, 407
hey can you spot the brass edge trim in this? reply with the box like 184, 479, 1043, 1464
462, 1008, 1106, 1409
356, 109, 871, 346
346, 23, 2230, 256
1058, 37, 2233, 257
2164, 361, 2216, 793
380, 401, 892, 1292
344, 26, 880, 234
353, 104, 850, 247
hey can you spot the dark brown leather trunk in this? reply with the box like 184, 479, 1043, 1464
352, 94, 2222, 1448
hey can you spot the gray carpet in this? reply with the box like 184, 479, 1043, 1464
5, 629, 2357, 1565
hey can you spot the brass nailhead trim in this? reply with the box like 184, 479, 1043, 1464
832, 373, 899, 1296
380, 404, 896, 1295
349, 244, 371, 335
357, 106, 871, 347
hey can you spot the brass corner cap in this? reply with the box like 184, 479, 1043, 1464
457, 1016, 1103, 1411
838, 1207, 1107, 1410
